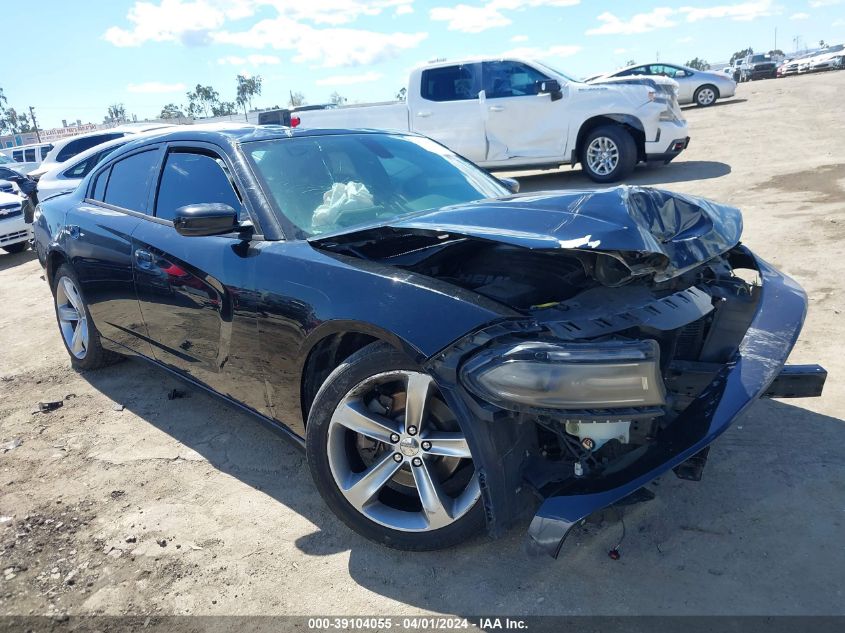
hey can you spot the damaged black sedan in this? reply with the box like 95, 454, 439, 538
33, 126, 826, 556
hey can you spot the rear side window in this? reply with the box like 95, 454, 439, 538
155, 152, 243, 222
420, 64, 481, 102
41, 146, 52, 159
56, 133, 124, 162
64, 145, 123, 179
12, 151, 23, 162
24, 149, 36, 162
91, 168, 109, 201
103, 150, 160, 213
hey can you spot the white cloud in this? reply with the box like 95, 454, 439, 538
394, 4, 413, 15
834, 18, 845, 25
809, 0, 842, 7
586, 8, 677, 35
790, 12, 810, 20
127, 81, 187, 93
677, 36, 694, 43
316, 71, 384, 85
613, 47, 627, 54
490, 0, 579, 8
217, 54, 281, 65
679, 1, 778, 22
213, 17, 427, 67
103, 0, 237, 46
429, 4, 511, 33
587, 1, 780, 35
501, 45, 581, 59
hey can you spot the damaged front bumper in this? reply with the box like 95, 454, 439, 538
525, 249, 823, 557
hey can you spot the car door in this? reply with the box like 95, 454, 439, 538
131, 142, 269, 415
63, 146, 163, 356
412, 63, 487, 163
480, 60, 566, 162
657, 65, 695, 103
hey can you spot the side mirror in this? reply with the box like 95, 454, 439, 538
173, 203, 238, 237
537, 79, 563, 101
499, 177, 520, 194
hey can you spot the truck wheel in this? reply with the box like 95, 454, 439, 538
581, 125, 637, 183
694, 85, 718, 107
2, 242, 28, 254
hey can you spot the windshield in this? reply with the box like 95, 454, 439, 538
531, 61, 581, 83
246, 134, 508, 239
0, 154, 13, 164
750, 55, 771, 63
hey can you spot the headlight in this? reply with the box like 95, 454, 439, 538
461, 340, 665, 411
659, 108, 681, 123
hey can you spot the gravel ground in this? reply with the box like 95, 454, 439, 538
0, 72, 843, 619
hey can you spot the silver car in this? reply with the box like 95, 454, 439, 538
594, 63, 737, 107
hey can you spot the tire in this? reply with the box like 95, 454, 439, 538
52, 264, 122, 371
580, 124, 637, 183
694, 84, 718, 107
306, 342, 485, 551
2, 242, 28, 254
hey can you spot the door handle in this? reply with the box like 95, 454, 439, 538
66, 225, 80, 239
416, 111, 432, 118
135, 249, 154, 269
488, 105, 505, 112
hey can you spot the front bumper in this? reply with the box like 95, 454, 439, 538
526, 249, 819, 557
0, 208, 31, 248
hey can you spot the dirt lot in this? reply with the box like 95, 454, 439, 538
1, 73, 843, 619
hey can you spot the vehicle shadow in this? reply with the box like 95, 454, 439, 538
0, 248, 36, 272
514, 160, 732, 192
681, 97, 748, 110
81, 361, 845, 615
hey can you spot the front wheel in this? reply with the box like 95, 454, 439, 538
580, 125, 637, 183
306, 342, 484, 551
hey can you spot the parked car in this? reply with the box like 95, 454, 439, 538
36, 128, 174, 200
27, 123, 174, 181
0, 142, 53, 174
32, 125, 826, 556
0, 190, 30, 253
808, 44, 844, 72
740, 54, 778, 81
257, 104, 337, 126
296, 57, 690, 182
590, 62, 736, 107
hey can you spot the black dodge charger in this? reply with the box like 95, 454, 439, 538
32, 125, 826, 557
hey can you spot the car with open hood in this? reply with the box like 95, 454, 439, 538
32, 125, 826, 556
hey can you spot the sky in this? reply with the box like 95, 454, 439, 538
2, 0, 844, 128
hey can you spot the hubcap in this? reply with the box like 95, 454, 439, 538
698, 88, 715, 105
327, 370, 480, 532
586, 136, 620, 176
55, 276, 88, 359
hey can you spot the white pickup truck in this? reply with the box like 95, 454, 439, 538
296, 57, 690, 182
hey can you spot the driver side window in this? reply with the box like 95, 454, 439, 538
482, 61, 550, 98
154, 151, 245, 222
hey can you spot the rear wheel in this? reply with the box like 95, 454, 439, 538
306, 342, 484, 550
2, 242, 28, 254
694, 85, 718, 107
580, 125, 637, 183
53, 264, 121, 370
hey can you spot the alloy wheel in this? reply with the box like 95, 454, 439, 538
586, 136, 620, 176
326, 370, 480, 532
55, 276, 89, 359
697, 87, 716, 106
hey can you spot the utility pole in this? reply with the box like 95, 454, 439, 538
28, 106, 41, 142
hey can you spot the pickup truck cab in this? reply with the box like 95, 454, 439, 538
297, 57, 689, 182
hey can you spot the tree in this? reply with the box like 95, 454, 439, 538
159, 103, 185, 119
329, 91, 346, 105
106, 103, 127, 124
288, 91, 305, 107
768, 49, 784, 57
625, 59, 636, 67
2, 107, 33, 134
235, 74, 263, 117
730, 48, 753, 64
186, 84, 221, 118
212, 101, 237, 116
819, 40, 827, 48
685, 57, 709, 70
395, 87, 407, 101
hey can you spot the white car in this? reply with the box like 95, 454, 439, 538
0, 191, 30, 254
809, 44, 844, 72
591, 62, 737, 107
28, 123, 173, 181
297, 57, 689, 182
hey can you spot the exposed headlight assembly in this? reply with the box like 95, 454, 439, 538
461, 340, 665, 411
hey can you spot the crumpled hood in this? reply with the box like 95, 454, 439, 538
313, 186, 743, 281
